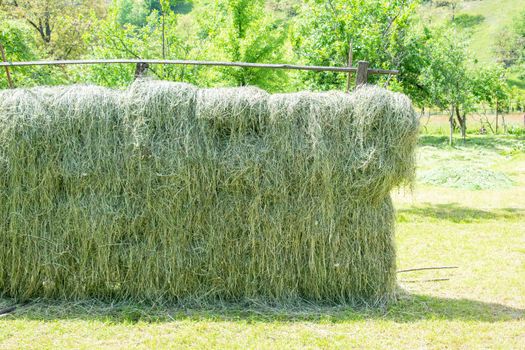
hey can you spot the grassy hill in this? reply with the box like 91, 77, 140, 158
420, 0, 525, 88
421, 0, 524, 64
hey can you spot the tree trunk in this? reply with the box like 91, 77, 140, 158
461, 113, 466, 140
495, 99, 499, 134
455, 106, 466, 141
449, 104, 455, 146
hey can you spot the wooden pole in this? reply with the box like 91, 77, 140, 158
134, 62, 149, 79
355, 61, 369, 87
0, 59, 399, 75
345, 42, 353, 93
0, 43, 14, 88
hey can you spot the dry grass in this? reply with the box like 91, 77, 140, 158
0, 80, 418, 305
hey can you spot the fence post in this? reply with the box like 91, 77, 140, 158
0, 42, 14, 88
355, 61, 368, 87
134, 62, 149, 79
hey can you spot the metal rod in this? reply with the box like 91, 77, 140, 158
0, 59, 399, 75
397, 266, 458, 273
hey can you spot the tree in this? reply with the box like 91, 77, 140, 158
495, 10, 525, 68
0, 16, 33, 88
438, 0, 461, 21
471, 65, 510, 133
200, 0, 288, 90
1, 0, 106, 59
291, 0, 417, 91
418, 26, 473, 143
0, 14, 65, 87
117, 0, 149, 27
76, 3, 203, 87
116, 0, 191, 27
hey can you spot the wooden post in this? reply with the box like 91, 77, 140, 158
345, 41, 353, 93
355, 60, 368, 87
0, 43, 14, 88
134, 62, 149, 79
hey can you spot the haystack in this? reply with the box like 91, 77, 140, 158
0, 80, 418, 305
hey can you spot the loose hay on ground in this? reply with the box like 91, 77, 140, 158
0, 80, 419, 305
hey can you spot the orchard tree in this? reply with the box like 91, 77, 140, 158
77, 3, 204, 87
471, 65, 510, 133
291, 0, 417, 91
419, 26, 473, 143
0, 14, 63, 87
117, 0, 149, 26
0, 0, 106, 59
438, 0, 461, 21
199, 0, 288, 91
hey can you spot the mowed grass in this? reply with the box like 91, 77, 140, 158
1, 133, 524, 349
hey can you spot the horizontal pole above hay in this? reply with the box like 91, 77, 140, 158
0, 59, 398, 75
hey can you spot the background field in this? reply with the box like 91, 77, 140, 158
1, 129, 523, 349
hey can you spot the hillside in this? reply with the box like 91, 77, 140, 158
420, 0, 525, 88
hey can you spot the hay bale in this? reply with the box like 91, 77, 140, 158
0, 80, 418, 305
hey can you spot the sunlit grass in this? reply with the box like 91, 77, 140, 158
1, 134, 524, 349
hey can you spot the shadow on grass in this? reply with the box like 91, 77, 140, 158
397, 203, 525, 223
418, 134, 524, 150
0, 293, 523, 324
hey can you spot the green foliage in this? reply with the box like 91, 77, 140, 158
116, 0, 192, 26
513, 8, 525, 37
199, 0, 289, 91
471, 64, 510, 111
117, 0, 149, 26
418, 26, 472, 111
75, 4, 205, 87
0, 18, 34, 62
0, 16, 63, 88
292, 0, 417, 91
0, 0, 522, 108
0, 0, 105, 59
147, 0, 188, 13
452, 14, 484, 28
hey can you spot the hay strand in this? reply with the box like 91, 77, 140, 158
0, 80, 418, 305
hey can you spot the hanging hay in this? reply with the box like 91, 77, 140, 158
0, 80, 418, 305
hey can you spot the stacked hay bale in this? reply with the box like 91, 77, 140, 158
0, 80, 418, 305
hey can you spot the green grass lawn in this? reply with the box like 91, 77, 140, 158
1, 134, 524, 349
